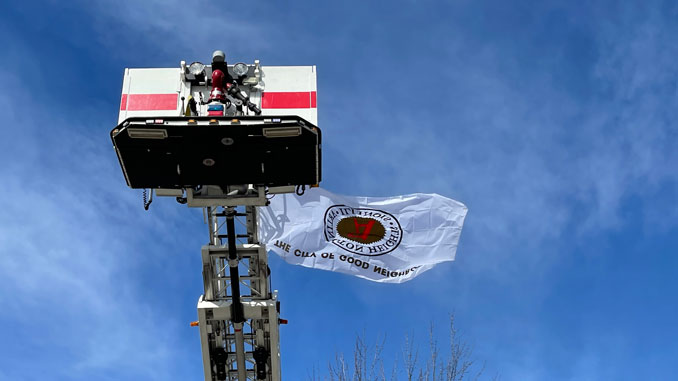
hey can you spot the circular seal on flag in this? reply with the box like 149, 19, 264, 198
323, 205, 403, 256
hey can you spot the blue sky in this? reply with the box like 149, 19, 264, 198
1, 1, 677, 380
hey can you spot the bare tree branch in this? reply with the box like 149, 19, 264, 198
403, 333, 419, 381
311, 314, 497, 381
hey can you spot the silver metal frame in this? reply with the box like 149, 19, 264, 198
196, 204, 281, 381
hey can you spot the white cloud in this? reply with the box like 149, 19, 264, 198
319, 4, 678, 280
66, 0, 278, 63
0, 83, 195, 379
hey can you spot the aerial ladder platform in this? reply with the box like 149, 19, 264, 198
110, 50, 321, 381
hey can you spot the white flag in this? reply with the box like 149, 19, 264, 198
257, 188, 468, 283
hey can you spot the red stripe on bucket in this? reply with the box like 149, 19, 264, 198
262, 91, 317, 109
121, 94, 179, 111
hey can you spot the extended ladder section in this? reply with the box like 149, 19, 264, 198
110, 52, 320, 381
198, 205, 281, 381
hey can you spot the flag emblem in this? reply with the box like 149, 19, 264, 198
323, 205, 403, 256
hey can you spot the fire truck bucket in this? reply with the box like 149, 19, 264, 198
111, 116, 321, 189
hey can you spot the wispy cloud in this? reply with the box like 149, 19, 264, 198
0, 79, 195, 379
69, 0, 279, 63
319, 3, 678, 277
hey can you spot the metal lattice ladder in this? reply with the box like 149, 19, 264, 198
197, 204, 281, 381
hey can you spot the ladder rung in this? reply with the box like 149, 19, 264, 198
215, 212, 248, 217
217, 234, 250, 239
216, 275, 260, 280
